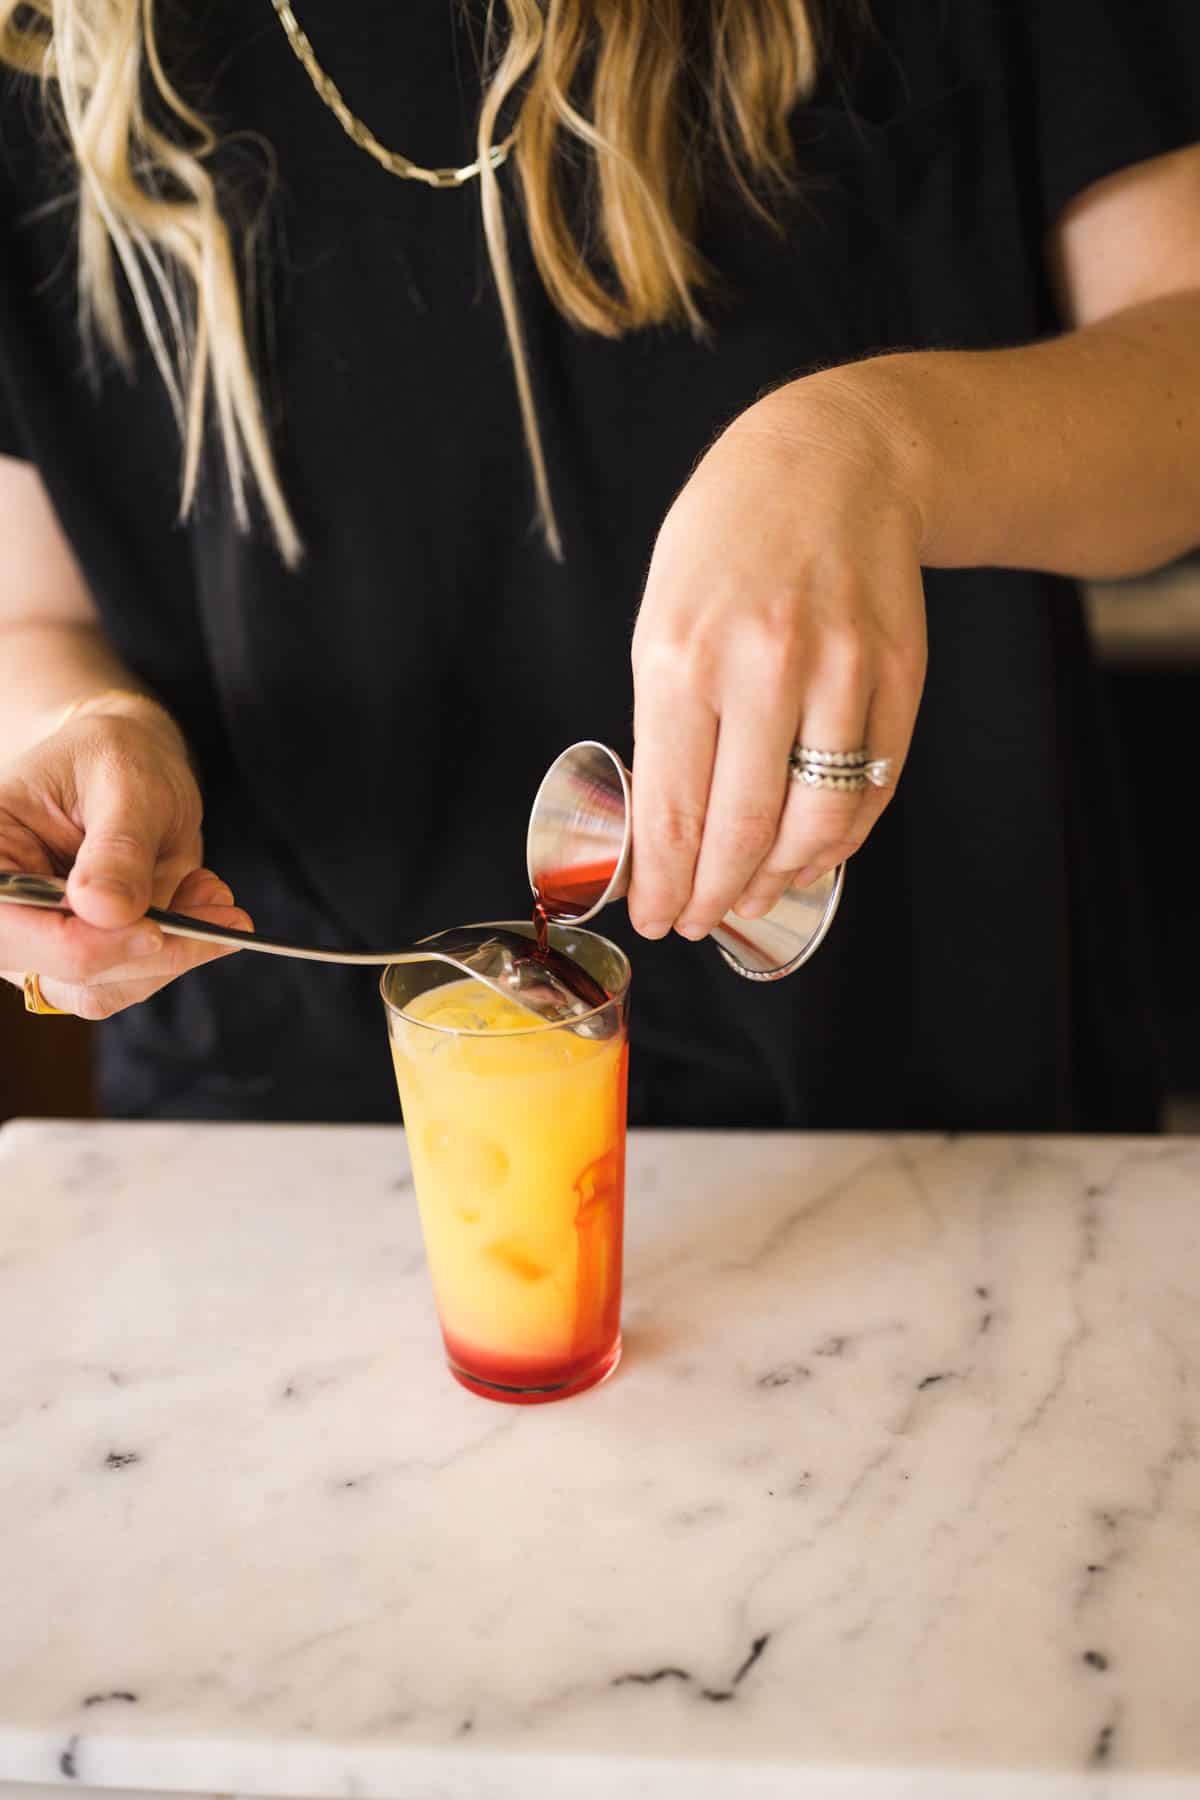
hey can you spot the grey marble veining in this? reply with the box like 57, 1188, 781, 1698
1, 1121, 1199, 1799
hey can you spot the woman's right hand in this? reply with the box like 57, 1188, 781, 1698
0, 695, 252, 1018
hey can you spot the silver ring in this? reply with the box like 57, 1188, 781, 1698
790, 744, 869, 769
788, 744, 895, 793
789, 765, 869, 793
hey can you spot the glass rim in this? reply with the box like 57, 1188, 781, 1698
378, 919, 631, 1038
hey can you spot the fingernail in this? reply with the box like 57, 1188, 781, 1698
83, 875, 132, 900
635, 920, 672, 940
131, 927, 163, 956
792, 868, 818, 889
735, 899, 770, 919
675, 922, 709, 942
210, 883, 235, 907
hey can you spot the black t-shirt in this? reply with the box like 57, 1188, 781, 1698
2, 0, 1198, 1129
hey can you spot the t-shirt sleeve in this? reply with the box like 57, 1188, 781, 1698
1023, 0, 1200, 226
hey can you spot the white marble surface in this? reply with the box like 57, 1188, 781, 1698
2, 1121, 1200, 1800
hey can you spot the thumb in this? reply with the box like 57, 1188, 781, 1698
66, 755, 166, 930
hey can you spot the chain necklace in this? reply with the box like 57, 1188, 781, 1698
267, 0, 515, 191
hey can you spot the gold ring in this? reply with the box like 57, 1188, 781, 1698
23, 972, 69, 1016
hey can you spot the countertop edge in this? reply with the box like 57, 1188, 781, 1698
1, 1733, 1197, 1800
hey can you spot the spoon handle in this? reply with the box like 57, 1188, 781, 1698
0, 871, 399, 965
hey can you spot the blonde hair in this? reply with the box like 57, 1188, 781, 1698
0, 0, 820, 564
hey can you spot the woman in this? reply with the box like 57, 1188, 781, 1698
1, 0, 1197, 1129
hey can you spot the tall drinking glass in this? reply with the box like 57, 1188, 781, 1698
381, 923, 630, 1404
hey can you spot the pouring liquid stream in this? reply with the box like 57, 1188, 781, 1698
532, 859, 620, 994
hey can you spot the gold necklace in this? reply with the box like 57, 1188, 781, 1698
267, 0, 514, 191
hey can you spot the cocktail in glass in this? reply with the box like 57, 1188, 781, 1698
381, 923, 630, 1403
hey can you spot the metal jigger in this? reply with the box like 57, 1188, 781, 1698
527, 741, 844, 981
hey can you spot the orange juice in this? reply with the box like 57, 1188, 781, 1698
389, 979, 627, 1402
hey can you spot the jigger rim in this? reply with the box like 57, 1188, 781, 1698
715, 861, 845, 980
526, 739, 632, 925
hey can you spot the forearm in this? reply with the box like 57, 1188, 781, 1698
0, 455, 183, 764
0, 619, 163, 764
818, 290, 1200, 581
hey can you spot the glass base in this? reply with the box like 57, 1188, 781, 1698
447, 1335, 622, 1405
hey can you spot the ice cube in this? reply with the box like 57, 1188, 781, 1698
455, 932, 614, 1033
423, 1122, 510, 1191
502, 956, 618, 1036
483, 1240, 549, 1284
426, 1004, 492, 1034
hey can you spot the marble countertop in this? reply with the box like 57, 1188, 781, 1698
1, 1121, 1199, 1800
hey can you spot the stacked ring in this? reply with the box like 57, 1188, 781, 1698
792, 763, 870, 792
788, 745, 895, 792
792, 746, 870, 768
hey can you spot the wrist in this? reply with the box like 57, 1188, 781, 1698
55, 686, 193, 768
738, 360, 935, 555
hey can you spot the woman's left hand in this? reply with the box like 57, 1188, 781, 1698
627, 372, 929, 939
